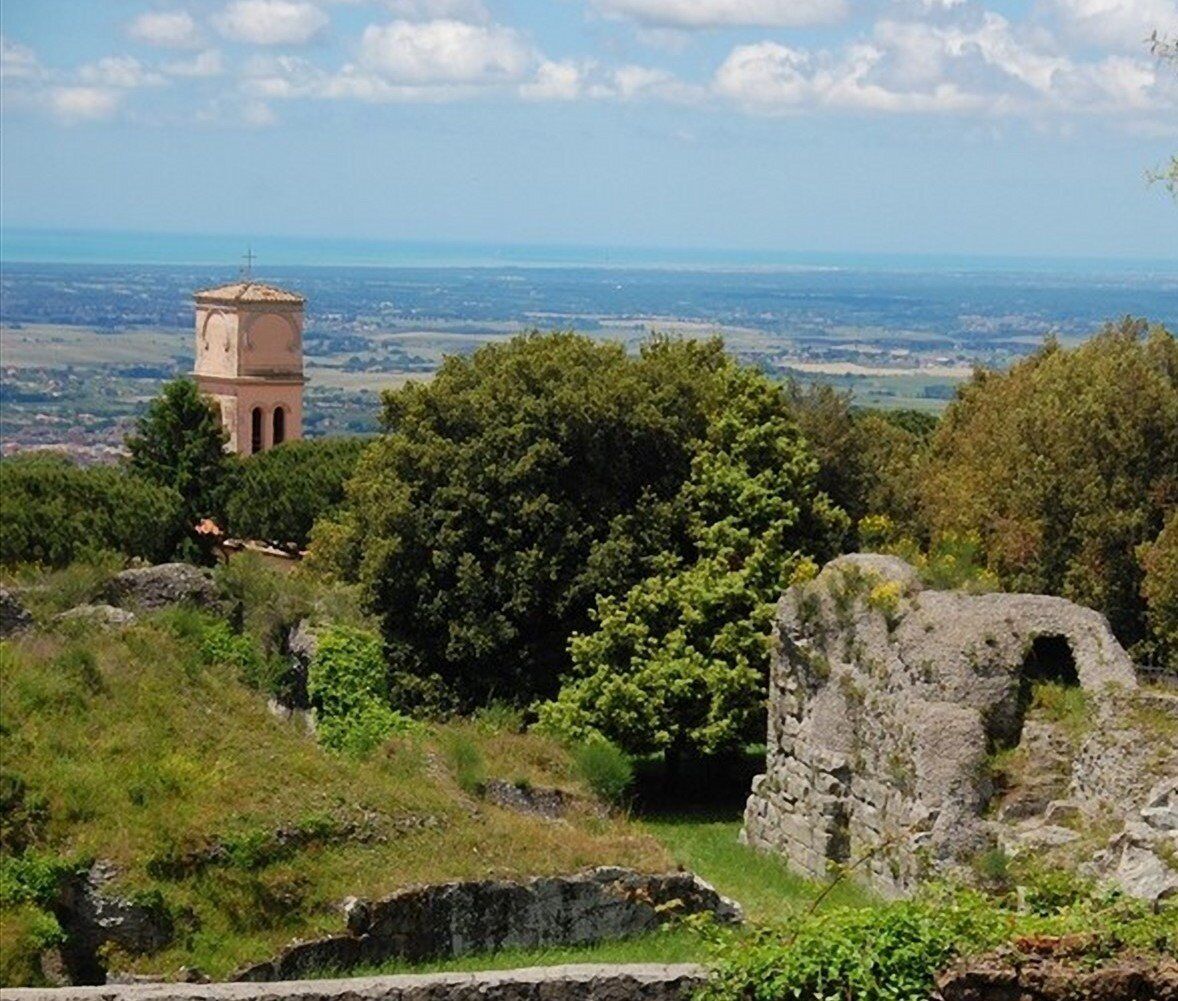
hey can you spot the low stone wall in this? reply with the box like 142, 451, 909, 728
233, 868, 739, 981
2, 964, 707, 1001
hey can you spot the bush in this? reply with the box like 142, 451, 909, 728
0, 904, 65, 988
0, 851, 77, 907
307, 625, 419, 757
570, 736, 633, 805
700, 883, 1177, 1001
440, 731, 485, 794
0, 455, 184, 567
226, 437, 371, 547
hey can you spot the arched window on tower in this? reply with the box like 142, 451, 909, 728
251, 407, 264, 454
273, 406, 286, 447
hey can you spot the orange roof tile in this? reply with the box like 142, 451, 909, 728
194, 282, 304, 304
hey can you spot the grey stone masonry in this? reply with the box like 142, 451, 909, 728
742, 554, 1138, 897
232, 868, 739, 981
1, 964, 707, 1001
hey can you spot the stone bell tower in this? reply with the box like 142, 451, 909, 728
193, 280, 305, 455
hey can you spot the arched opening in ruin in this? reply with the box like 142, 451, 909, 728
988, 634, 1080, 753
272, 406, 286, 446
1021, 634, 1080, 687
250, 406, 264, 454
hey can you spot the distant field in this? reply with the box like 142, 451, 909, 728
0, 324, 185, 367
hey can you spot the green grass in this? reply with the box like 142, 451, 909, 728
1029, 681, 1092, 743
0, 617, 668, 983
305, 812, 877, 980
638, 811, 874, 923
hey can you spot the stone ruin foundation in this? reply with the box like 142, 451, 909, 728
741, 554, 1155, 897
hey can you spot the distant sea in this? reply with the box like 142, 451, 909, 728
4, 227, 1178, 276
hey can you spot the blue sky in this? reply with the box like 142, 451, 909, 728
1, 0, 1176, 259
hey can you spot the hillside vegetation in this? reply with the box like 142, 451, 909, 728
0, 596, 666, 983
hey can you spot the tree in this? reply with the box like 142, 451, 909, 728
1149, 33, 1177, 198
922, 320, 1178, 647
310, 333, 787, 710
787, 382, 932, 538
226, 437, 370, 547
536, 367, 848, 761
1139, 512, 1178, 668
125, 379, 235, 551
0, 454, 184, 567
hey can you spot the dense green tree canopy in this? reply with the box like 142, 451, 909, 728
226, 437, 371, 547
537, 367, 847, 758
1140, 512, 1178, 667
0, 454, 184, 567
125, 378, 235, 538
787, 382, 931, 538
922, 319, 1178, 647
311, 333, 815, 709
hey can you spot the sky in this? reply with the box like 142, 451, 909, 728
1, 0, 1176, 261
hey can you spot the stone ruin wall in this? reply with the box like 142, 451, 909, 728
742, 554, 1143, 897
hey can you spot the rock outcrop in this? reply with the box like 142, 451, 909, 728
56, 605, 137, 629
233, 868, 740, 981
105, 565, 218, 613
55, 862, 174, 984
937, 947, 1178, 1000
742, 554, 1141, 897
1, 585, 34, 636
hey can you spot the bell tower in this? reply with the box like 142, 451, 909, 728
192, 280, 306, 455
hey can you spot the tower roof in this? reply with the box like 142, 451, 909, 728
194, 281, 304, 305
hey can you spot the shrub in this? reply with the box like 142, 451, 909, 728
307, 625, 419, 757
440, 731, 485, 794
570, 736, 633, 805
226, 437, 371, 547
0, 455, 184, 567
0, 904, 65, 988
0, 851, 77, 907
700, 883, 1177, 1001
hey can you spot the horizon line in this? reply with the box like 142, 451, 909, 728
3, 225, 1177, 274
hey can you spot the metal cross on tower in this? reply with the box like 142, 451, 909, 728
241, 245, 256, 279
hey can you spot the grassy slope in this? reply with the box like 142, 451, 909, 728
0, 617, 666, 980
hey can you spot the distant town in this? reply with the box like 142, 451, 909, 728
2, 259, 1174, 461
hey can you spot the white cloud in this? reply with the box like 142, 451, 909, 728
166, 49, 226, 77
78, 56, 166, 88
357, 19, 534, 83
215, 0, 329, 45
128, 10, 202, 48
242, 98, 278, 123
383, 0, 490, 21
713, 10, 1173, 115
596, 63, 703, 100
1048, 0, 1178, 49
520, 59, 588, 100
592, 0, 846, 28
520, 58, 702, 102
49, 86, 121, 121
1, 35, 44, 80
